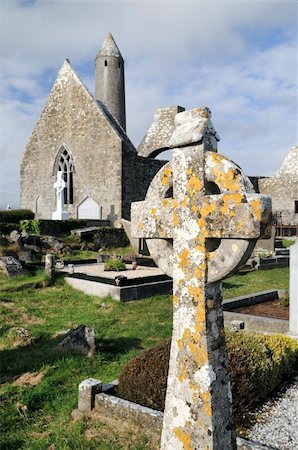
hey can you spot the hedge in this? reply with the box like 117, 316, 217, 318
117, 331, 298, 426
0, 210, 34, 223
0, 223, 20, 234
19, 219, 90, 236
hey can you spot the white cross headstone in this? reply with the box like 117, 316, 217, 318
52, 171, 69, 220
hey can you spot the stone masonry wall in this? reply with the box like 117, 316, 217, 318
259, 146, 298, 225
122, 153, 166, 220
20, 60, 123, 224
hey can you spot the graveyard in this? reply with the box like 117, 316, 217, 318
0, 103, 297, 449
0, 20, 297, 449
0, 260, 296, 449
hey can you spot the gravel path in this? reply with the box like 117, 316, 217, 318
244, 377, 298, 449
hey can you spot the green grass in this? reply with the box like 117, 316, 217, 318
223, 267, 289, 299
0, 267, 289, 449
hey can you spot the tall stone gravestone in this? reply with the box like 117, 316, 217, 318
131, 107, 271, 449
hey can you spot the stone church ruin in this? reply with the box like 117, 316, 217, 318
20, 33, 297, 236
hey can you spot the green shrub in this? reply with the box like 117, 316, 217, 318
117, 332, 298, 426
20, 219, 41, 235
0, 223, 20, 234
279, 292, 289, 307
0, 209, 34, 223
104, 257, 126, 271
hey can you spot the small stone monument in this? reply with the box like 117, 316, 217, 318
131, 107, 271, 449
52, 171, 69, 220
45, 253, 55, 279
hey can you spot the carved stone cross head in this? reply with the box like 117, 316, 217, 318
131, 107, 272, 450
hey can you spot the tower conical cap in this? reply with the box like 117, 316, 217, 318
96, 33, 123, 60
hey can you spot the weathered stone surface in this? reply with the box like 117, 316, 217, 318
9, 230, 21, 243
78, 378, 102, 412
45, 253, 55, 279
58, 325, 96, 357
0, 256, 23, 277
131, 107, 271, 449
137, 105, 185, 158
259, 146, 298, 226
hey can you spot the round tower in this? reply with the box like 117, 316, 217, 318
95, 33, 126, 130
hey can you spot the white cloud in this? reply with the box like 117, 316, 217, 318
0, 0, 297, 208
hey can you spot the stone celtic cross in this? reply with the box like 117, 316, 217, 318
131, 108, 271, 449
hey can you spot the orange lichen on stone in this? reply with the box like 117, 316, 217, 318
173, 211, 179, 226
137, 222, 144, 231
178, 249, 190, 268
186, 175, 203, 194
178, 363, 188, 382
182, 196, 189, 208
188, 285, 203, 304
195, 243, 205, 253
173, 199, 179, 209
220, 193, 243, 214
211, 152, 224, 164
198, 391, 212, 418
173, 294, 179, 304
161, 167, 172, 186
236, 220, 243, 231
162, 198, 169, 207
164, 167, 171, 177
189, 341, 208, 368
191, 204, 198, 213
212, 163, 241, 191
251, 199, 261, 221
200, 202, 216, 218
174, 428, 192, 450
198, 217, 205, 228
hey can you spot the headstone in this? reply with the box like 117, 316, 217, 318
58, 325, 96, 357
131, 107, 271, 449
289, 240, 298, 336
52, 171, 69, 220
45, 253, 55, 279
0, 256, 23, 277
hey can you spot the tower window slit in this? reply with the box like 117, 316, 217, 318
104, 60, 108, 66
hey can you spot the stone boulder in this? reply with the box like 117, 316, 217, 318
58, 325, 96, 357
0, 256, 23, 277
9, 230, 21, 243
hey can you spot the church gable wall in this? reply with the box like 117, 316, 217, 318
20, 62, 123, 222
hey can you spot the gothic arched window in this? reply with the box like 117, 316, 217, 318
56, 147, 74, 205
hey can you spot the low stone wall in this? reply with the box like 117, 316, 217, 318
76, 380, 278, 450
